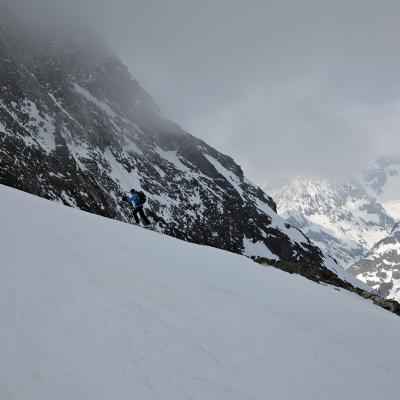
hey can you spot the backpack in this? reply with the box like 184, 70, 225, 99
138, 191, 147, 204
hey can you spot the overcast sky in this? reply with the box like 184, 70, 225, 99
6, 0, 400, 183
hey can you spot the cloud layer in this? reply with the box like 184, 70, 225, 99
4, 0, 400, 182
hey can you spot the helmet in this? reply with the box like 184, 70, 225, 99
130, 189, 136, 194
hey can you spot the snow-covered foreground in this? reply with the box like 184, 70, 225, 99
1, 184, 400, 400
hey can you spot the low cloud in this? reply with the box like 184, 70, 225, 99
3, 0, 400, 183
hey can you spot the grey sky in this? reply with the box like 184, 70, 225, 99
5, 0, 400, 183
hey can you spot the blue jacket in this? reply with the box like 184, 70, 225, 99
128, 193, 143, 208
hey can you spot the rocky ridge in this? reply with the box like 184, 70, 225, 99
0, 19, 342, 275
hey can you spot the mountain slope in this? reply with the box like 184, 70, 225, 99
0, 18, 327, 266
349, 223, 400, 301
263, 177, 394, 267
1, 184, 400, 400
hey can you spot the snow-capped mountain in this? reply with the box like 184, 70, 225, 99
0, 17, 334, 269
349, 223, 400, 301
2, 183, 400, 400
363, 155, 400, 220
263, 177, 394, 267
347, 156, 400, 299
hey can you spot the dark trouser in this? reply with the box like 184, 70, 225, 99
133, 207, 150, 225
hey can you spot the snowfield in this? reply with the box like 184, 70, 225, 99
1, 184, 400, 400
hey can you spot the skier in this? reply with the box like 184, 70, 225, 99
122, 189, 151, 226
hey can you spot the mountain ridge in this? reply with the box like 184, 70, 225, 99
263, 176, 394, 267
349, 222, 400, 301
0, 20, 336, 271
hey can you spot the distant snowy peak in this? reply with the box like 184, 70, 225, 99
349, 222, 400, 301
392, 222, 400, 235
263, 177, 394, 267
363, 156, 400, 196
263, 160, 400, 299
382, 201, 400, 220
362, 155, 400, 220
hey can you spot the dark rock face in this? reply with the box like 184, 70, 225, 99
349, 223, 400, 301
0, 20, 327, 266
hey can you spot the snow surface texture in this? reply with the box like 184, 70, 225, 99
1, 184, 399, 400
263, 177, 394, 268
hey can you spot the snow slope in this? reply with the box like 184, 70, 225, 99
1, 184, 400, 400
